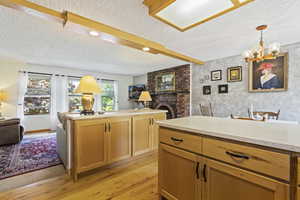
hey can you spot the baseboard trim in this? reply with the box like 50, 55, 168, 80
25, 129, 53, 134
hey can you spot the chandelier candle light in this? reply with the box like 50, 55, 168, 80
243, 25, 281, 63
75, 76, 101, 115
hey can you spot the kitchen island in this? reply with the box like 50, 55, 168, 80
157, 116, 300, 200
58, 109, 166, 180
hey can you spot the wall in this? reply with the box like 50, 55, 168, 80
0, 58, 24, 117
192, 42, 300, 121
0, 61, 134, 131
133, 74, 147, 85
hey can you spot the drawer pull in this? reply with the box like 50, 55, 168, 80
203, 164, 207, 182
196, 162, 200, 179
170, 137, 184, 143
226, 151, 250, 160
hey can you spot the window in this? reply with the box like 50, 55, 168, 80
101, 79, 117, 112
24, 74, 51, 115
68, 78, 83, 112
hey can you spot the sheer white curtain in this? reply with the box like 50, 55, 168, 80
59, 76, 68, 112
50, 75, 57, 130
17, 72, 28, 126
94, 79, 102, 112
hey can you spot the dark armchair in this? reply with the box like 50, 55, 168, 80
0, 118, 24, 146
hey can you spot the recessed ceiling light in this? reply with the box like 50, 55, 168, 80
143, 47, 150, 52
89, 30, 99, 37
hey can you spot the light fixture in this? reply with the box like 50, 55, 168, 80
143, 47, 150, 52
143, 0, 254, 32
75, 76, 101, 115
138, 91, 152, 109
242, 25, 281, 63
88, 30, 100, 37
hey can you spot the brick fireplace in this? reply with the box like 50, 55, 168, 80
147, 64, 191, 119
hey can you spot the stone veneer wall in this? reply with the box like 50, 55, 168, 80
148, 64, 191, 118
192, 42, 300, 121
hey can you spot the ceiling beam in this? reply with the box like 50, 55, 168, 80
64, 12, 204, 64
0, 0, 204, 65
0, 0, 64, 22
230, 0, 241, 6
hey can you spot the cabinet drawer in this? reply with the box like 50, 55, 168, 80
159, 128, 202, 154
203, 138, 290, 181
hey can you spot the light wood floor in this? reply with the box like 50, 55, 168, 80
0, 153, 159, 200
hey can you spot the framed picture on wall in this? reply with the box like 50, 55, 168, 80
227, 66, 242, 82
155, 72, 175, 92
203, 85, 211, 95
211, 70, 222, 81
249, 53, 288, 92
218, 84, 228, 94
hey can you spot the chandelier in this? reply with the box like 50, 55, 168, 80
243, 25, 281, 63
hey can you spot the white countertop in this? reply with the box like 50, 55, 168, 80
66, 109, 167, 120
157, 116, 300, 152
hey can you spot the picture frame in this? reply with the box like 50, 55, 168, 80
211, 70, 222, 81
227, 66, 242, 82
155, 72, 176, 92
249, 53, 288, 92
218, 84, 228, 94
203, 85, 211, 95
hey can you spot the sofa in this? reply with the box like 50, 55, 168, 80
0, 118, 24, 146
56, 112, 69, 168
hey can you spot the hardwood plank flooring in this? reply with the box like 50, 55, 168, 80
0, 154, 159, 200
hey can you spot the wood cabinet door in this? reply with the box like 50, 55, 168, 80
74, 119, 108, 172
132, 115, 152, 156
108, 117, 132, 163
203, 158, 289, 200
159, 144, 201, 200
152, 113, 166, 150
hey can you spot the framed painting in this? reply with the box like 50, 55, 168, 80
249, 53, 288, 92
227, 66, 242, 82
203, 85, 211, 95
218, 84, 228, 94
155, 72, 175, 92
211, 70, 222, 81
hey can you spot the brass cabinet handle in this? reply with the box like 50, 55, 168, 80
196, 162, 200, 179
105, 123, 107, 132
170, 137, 184, 143
152, 118, 154, 125
108, 123, 111, 132
149, 118, 151, 125
203, 164, 207, 182
225, 151, 250, 160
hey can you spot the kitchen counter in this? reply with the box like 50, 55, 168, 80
157, 116, 300, 152
65, 109, 167, 120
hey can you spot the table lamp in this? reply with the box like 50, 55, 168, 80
0, 90, 8, 118
75, 76, 101, 115
138, 91, 152, 109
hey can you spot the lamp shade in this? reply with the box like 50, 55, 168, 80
138, 91, 152, 102
75, 76, 101, 94
0, 91, 8, 102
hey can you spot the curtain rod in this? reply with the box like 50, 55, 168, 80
18, 70, 101, 80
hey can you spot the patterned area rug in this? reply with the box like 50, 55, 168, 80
0, 133, 61, 180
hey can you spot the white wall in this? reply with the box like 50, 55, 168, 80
0, 61, 134, 131
133, 74, 147, 85
0, 58, 24, 117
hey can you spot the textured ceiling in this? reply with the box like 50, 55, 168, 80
0, 0, 300, 75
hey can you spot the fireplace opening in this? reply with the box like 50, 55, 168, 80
156, 104, 176, 119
